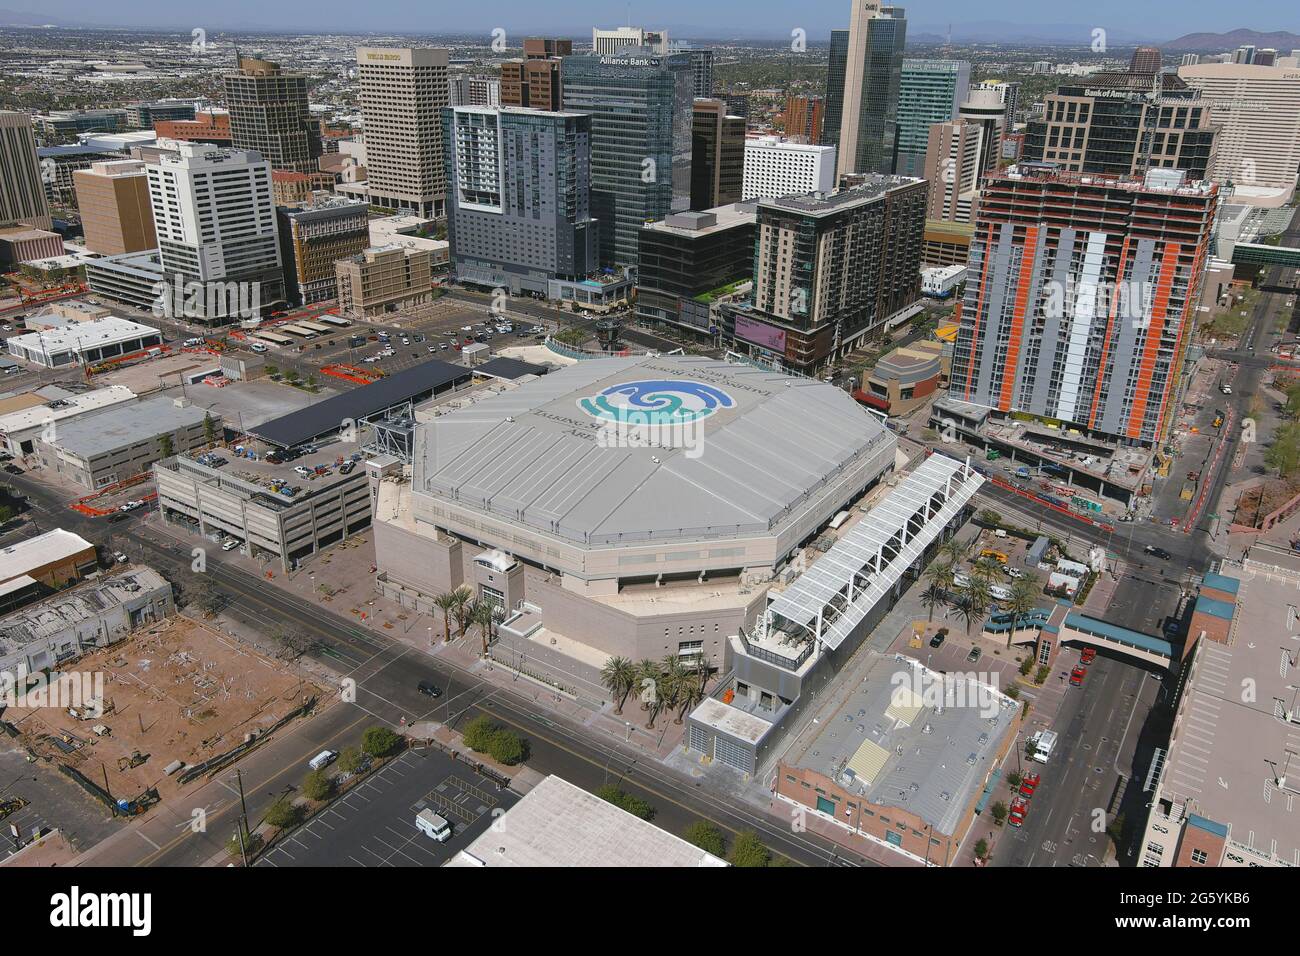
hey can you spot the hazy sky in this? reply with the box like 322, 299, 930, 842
5, 0, 1297, 38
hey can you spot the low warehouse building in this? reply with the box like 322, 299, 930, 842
5, 316, 162, 369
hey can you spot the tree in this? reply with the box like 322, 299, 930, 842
158, 433, 174, 459
957, 578, 992, 636
337, 746, 365, 775
303, 769, 334, 801
1018, 655, 1034, 676
1266, 423, 1300, 477
486, 727, 525, 765
203, 413, 218, 444
600, 656, 637, 715
684, 820, 726, 857
463, 715, 498, 752
285, 369, 300, 384
468, 599, 498, 656
265, 797, 304, 829
974, 838, 990, 861
1005, 575, 1040, 649
433, 591, 459, 644
1006, 770, 1023, 789
673, 665, 706, 724
634, 659, 662, 714
990, 801, 1008, 826
971, 556, 1004, 584
977, 508, 1002, 528
361, 725, 402, 759
727, 830, 771, 867
657, 657, 688, 727
449, 585, 474, 637
594, 785, 655, 820
939, 536, 972, 566
921, 561, 955, 622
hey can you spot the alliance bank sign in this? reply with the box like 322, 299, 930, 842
600, 55, 660, 67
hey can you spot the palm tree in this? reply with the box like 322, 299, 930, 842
921, 561, 956, 622
971, 555, 1005, 584
674, 665, 707, 724
1004, 575, 1041, 649
469, 600, 498, 656
432, 591, 458, 644
958, 578, 992, 637
939, 537, 972, 567
449, 585, 474, 637
600, 657, 637, 715
634, 659, 662, 713
657, 657, 688, 727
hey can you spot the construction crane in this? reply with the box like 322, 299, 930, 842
1136, 71, 1164, 174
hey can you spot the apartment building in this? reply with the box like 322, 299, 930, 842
335, 245, 434, 318
923, 120, 983, 223
73, 159, 156, 255
277, 199, 371, 305
742, 136, 837, 202
783, 95, 825, 144
356, 47, 451, 219
0, 112, 52, 229
948, 166, 1219, 446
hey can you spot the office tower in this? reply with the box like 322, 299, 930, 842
277, 199, 370, 305
147, 142, 284, 319
896, 59, 970, 176
1023, 69, 1218, 182
34, 110, 129, 141
1255, 49, 1277, 67
592, 26, 669, 54
0, 112, 53, 230
784, 95, 825, 144
73, 160, 155, 255
442, 106, 597, 296
1181, 53, 1200, 66
821, 29, 850, 150
502, 39, 568, 111
948, 165, 1218, 446
956, 89, 1005, 179
923, 120, 982, 222
636, 204, 756, 336
356, 47, 450, 219
126, 101, 196, 129
524, 38, 573, 59
742, 136, 837, 201
1233, 45, 1256, 64
450, 75, 501, 107
1179, 62, 1300, 203
562, 50, 694, 268
730, 176, 926, 372
1129, 46, 1163, 74
223, 56, 321, 174
973, 79, 1020, 126
691, 99, 745, 210
689, 49, 714, 98
835, 0, 907, 177
723, 94, 750, 122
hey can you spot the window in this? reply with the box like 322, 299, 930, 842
1190, 848, 1208, 865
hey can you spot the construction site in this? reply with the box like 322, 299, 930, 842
4, 616, 323, 812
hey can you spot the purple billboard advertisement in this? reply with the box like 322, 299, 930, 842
734, 315, 787, 354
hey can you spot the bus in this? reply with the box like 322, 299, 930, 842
316, 315, 352, 328
253, 330, 294, 347
279, 324, 318, 339
296, 320, 334, 335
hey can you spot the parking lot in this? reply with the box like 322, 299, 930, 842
255, 747, 515, 867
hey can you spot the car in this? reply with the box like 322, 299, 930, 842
308, 750, 338, 771
1008, 798, 1028, 827
339, 461, 356, 475
428, 345, 439, 352
1080, 647, 1097, 665
249, 343, 268, 353
1006, 567, 1025, 579
417, 680, 442, 698
462, 325, 473, 331
1143, 545, 1172, 560
929, 629, 947, 649
106, 512, 129, 523
1187, 470, 1200, 482
2, 365, 18, 375
221, 538, 240, 551
119, 500, 144, 512
1018, 772, 1041, 799
183, 337, 204, 347
1220, 384, 1232, 395
415, 808, 452, 842
439, 342, 448, 350
112, 551, 128, 564
966, 646, 982, 664
1070, 665, 1086, 687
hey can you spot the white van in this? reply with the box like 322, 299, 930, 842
1030, 730, 1058, 763
308, 749, 337, 771
415, 808, 452, 842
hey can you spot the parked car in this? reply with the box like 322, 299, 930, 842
293, 465, 313, 477
119, 500, 144, 512
250, 343, 268, 353
966, 646, 982, 664
417, 680, 442, 698
929, 629, 947, 649
339, 461, 356, 475
112, 551, 128, 564
221, 538, 240, 551
1008, 798, 1028, 827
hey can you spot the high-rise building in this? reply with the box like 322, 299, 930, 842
821, 30, 850, 151
356, 47, 450, 219
223, 56, 321, 174
147, 142, 284, 320
834, 1, 907, 178
956, 89, 1005, 180
1023, 69, 1218, 183
973, 79, 1020, 127
450, 75, 501, 107
691, 99, 745, 210
524, 38, 573, 59
783, 95, 826, 144
896, 59, 970, 176
73, 159, 156, 255
592, 26, 669, 55
742, 136, 837, 201
1129, 46, 1164, 74
501, 60, 563, 111
335, 245, 434, 317
728, 176, 926, 373
0, 111, 52, 230
689, 49, 714, 98
442, 106, 598, 297
1179, 62, 1300, 204
922, 120, 982, 222
948, 165, 1218, 446
723, 94, 751, 122
276, 199, 370, 305
561, 50, 694, 267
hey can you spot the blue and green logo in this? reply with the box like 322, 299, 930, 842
578, 379, 735, 426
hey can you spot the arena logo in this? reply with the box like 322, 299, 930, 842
580, 380, 735, 460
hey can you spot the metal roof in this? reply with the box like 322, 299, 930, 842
474, 356, 550, 381
45, 397, 208, 459
251, 359, 471, 448
413, 354, 894, 546
766, 454, 983, 650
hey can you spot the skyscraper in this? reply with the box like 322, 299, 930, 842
784, 95, 826, 144
689, 49, 714, 98
922, 120, 982, 222
948, 165, 1218, 445
442, 106, 598, 296
956, 89, 1005, 180
0, 111, 52, 230
592, 26, 669, 55
1129, 46, 1164, 74
835, 1, 907, 178
821, 30, 850, 151
562, 50, 694, 268
501, 39, 570, 112
896, 59, 970, 176
223, 56, 321, 174
356, 47, 450, 219
690, 99, 745, 210
73, 160, 156, 255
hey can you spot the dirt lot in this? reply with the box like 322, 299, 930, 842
6, 617, 323, 802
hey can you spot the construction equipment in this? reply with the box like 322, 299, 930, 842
117, 751, 148, 772
0, 796, 28, 819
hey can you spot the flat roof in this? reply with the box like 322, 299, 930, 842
446, 775, 728, 867
473, 356, 549, 381
0, 567, 168, 653
44, 396, 208, 459
413, 354, 894, 546
0, 386, 137, 437
761, 176, 922, 216
251, 359, 470, 448
7, 317, 159, 356
0, 529, 94, 582
691, 695, 774, 745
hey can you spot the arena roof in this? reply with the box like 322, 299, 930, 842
413, 355, 894, 546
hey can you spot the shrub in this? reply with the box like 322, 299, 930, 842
362, 725, 403, 759
264, 797, 303, 829
684, 820, 726, 857
302, 769, 334, 802
595, 785, 655, 821
727, 830, 771, 867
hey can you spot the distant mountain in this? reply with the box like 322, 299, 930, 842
0, 8, 67, 26
913, 20, 1157, 45
1164, 28, 1300, 52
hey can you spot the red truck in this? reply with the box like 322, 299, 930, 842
1008, 798, 1028, 827
1019, 772, 1041, 799
1080, 647, 1097, 665
1070, 665, 1087, 687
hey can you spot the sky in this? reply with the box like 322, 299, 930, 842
3, 0, 1297, 39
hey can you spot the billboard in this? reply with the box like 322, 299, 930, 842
734, 315, 787, 354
